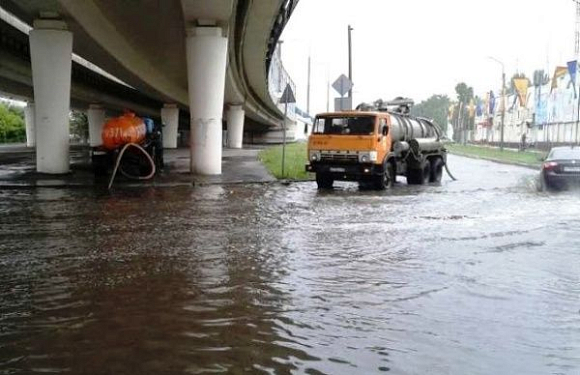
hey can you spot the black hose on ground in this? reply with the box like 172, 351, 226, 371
444, 163, 457, 181
108, 143, 156, 190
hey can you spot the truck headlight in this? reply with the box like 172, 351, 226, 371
358, 151, 378, 163
309, 151, 321, 161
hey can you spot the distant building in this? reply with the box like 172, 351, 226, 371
474, 64, 579, 146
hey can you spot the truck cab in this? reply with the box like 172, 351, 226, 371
306, 111, 393, 189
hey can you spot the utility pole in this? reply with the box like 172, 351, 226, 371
488, 56, 506, 151
326, 75, 330, 112
574, 0, 580, 143
307, 55, 311, 116
575, 0, 580, 57
348, 25, 353, 99
501, 70, 506, 151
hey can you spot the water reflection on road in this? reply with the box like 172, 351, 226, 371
0, 155, 579, 374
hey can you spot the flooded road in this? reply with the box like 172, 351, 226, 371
1, 155, 579, 374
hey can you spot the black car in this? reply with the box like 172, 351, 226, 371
539, 146, 580, 190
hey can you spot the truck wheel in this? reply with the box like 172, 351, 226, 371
429, 158, 444, 183
406, 169, 420, 185
407, 161, 430, 185
374, 162, 394, 190
316, 173, 333, 189
421, 161, 431, 184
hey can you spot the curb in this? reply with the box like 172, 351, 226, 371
449, 151, 540, 170
0, 178, 288, 190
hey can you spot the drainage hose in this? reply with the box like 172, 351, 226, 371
444, 163, 458, 181
108, 143, 156, 190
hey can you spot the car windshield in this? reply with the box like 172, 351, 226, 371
548, 148, 580, 160
313, 116, 376, 135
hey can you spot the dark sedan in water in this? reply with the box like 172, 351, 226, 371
540, 146, 580, 190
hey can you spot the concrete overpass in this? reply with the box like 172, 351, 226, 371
0, 0, 299, 174
0, 17, 182, 119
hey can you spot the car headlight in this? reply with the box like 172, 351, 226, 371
361, 155, 369, 162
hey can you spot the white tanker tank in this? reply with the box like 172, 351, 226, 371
357, 98, 445, 155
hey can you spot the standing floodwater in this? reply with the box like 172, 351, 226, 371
0, 155, 579, 374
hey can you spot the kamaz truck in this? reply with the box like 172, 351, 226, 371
305, 99, 447, 189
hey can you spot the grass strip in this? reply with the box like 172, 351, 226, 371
259, 142, 546, 180
446, 143, 546, 167
258, 142, 311, 180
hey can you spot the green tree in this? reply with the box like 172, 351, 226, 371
452, 82, 474, 142
455, 82, 474, 105
0, 102, 26, 143
69, 110, 88, 143
410, 94, 451, 133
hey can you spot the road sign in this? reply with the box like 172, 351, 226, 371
332, 74, 353, 97
334, 97, 352, 111
280, 84, 296, 104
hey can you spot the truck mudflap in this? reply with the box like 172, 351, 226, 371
306, 162, 382, 180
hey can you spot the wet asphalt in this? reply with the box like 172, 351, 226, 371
0, 154, 579, 374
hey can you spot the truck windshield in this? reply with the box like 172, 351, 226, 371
313, 116, 376, 135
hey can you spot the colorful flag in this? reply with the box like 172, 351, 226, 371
484, 92, 490, 116
551, 66, 568, 92
489, 91, 496, 114
499, 92, 506, 113
513, 78, 529, 107
468, 98, 475, 118
448, 104, 455, 120
567, 60, 578, 98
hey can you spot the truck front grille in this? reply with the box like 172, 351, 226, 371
320, 153, 359, 163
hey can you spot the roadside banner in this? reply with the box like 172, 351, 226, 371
535, 90, 548, 125
468, 98, 475, 118
551, 66, 568, 92
489, 91, 495, 114
567, 60, 577, 98
484, 92, 489, 115
448, 104, 455, 120
513, 78, 529, 107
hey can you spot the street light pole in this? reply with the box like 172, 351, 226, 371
348, 25, 353, 100
488, 56, 506, 151
307, 54, 311, 116
574, 0, 580, 144
501, 69, 506, 151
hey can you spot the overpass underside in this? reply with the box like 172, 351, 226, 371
0, 0, 299, 174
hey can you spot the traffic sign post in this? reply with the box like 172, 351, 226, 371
332, 74, 353, 110
280, 84, 296, 177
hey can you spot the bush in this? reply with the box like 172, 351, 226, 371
0, 102, 26, 143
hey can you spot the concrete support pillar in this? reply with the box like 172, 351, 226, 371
87, 104, 105, 147
29, 19, 73, 173
24, 103, 35, 147
226, 105, 245, 149
161, 104, 179, 148
185, 26, 228, 175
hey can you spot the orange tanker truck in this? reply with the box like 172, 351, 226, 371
305, 98, 448, 190
91, 111, 164, 179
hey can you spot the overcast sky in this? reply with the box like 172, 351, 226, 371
281, 0, 576, 114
